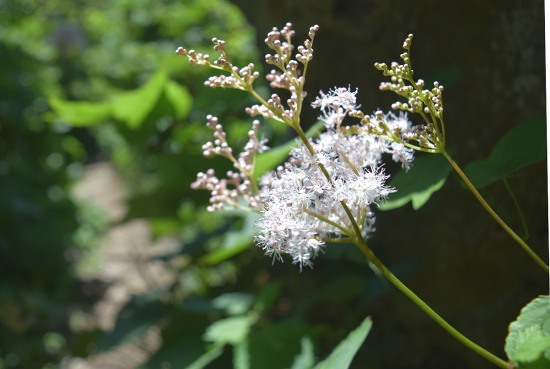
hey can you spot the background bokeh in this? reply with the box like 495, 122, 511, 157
0, 0, 546, 368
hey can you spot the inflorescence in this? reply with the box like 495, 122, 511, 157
177, 23, 437, 268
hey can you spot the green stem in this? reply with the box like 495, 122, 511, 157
354, 240, 510, 369
293, 117, 509, 367
502, 178, 529, 241
322, 237, 353, 243
302, 208, 351, 235
442, 150, 548, 272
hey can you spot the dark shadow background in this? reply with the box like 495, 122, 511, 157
231, 0, 547, 367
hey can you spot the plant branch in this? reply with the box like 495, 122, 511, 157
442, 150, 548, 272
353, 239, 510, 369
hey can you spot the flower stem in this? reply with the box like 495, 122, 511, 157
502, 178, 529, 240
441, 150, 548, 272
354, 240, 510, 369
293, 111, 509, 367
303, 208, 351, 234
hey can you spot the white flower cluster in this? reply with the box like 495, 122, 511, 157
182, 24, 419, 270
255, 87, 414, 268
256, 131, 392, 268
377, 112, 416, 170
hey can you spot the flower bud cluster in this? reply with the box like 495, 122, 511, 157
374, 34, 446, 151
203, 63, 260, 89
175, 47, 212, 66
191, 115, 267, 212
192, 169, 257, 212
248, 23, 319, 125
177, 23, 319, 127
176, 38, 258, 91
264, 23, 296, 66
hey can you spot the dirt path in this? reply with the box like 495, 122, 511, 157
62, 162, 179, 369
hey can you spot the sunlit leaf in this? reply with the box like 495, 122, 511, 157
465, 116, 546, 188
203, 314, 257, 345
111, 71, 167, 129
313, 316, 372, 369
164, 80, 193, 119
49, 97, 112, 127
380, 154, 452, 211
234, 338, 250, 369
505, 295, 550, 367
199, 210, 261, 265
211, 292, 254, 315
61, 136, 87, 160
183, 344, 224, 369
289, 337, 315, 369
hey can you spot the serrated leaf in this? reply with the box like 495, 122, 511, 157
313, 316, 372, 369
254, 121, 324, 177
380, 154, 452, 211
164, 80, 192, 119
465, 117, 546, 188
513, 327, 550, 362
49, 96, 112, 127
112, 71, 167, 129
505, 295, 550, 366
203, 315, 257, 345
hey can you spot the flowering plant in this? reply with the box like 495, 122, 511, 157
177, 23, 547, 369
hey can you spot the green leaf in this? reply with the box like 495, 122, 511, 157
111, 71, 167, 129
234, 338, 250, 369
313, 316, 372, 369
199, 210, 261, 265
50, 72, 185, 129
289, 337, 315, 369
254, 121, 324, 177
211, 292, 254, 316
49, 96, 112, 127
98, 299, 170, 351
203, 314, 257, 345
505, 295, 550, 367
164, 80, 193, 119
249, 321, 310, 369
141, 311, 214, 369
183, 344, 225, 369
465, 116, 546, 188
380, 154, 452, 211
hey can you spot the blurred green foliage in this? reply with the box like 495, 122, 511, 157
0, 0, 265, 367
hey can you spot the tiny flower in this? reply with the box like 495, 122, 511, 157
256, 128, 398, 269
311, 86, 359, 114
